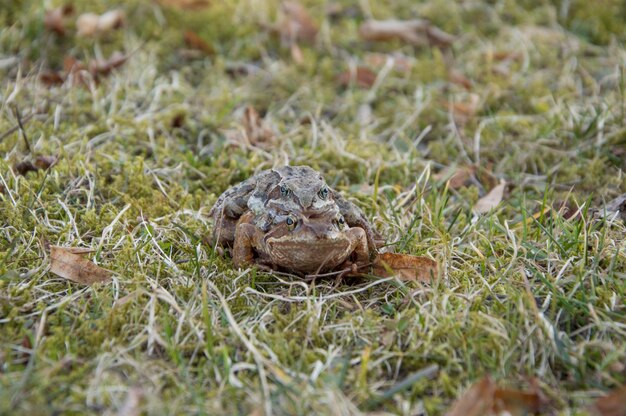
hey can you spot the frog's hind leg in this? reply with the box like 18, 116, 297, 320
232, 212, 262, 269
211, 215, 238, 249
346, 227, 369, 266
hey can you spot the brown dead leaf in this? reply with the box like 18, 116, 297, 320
590, 385, 626, 416
280, 1, 318, 43
44, 5, 74, 36
492, 51, 523, 62
446, 377, 496, 416
89, 52, 128, 76
448, 69, 472, 90
63, 56, 84, 73
364, 52, 413, 73
337, 67, 377, 88
242, 106, 274, 147
157, 0, 211, 9
359, 19, 454, 48
596, 193, 626, 222
183, 31, 215, 55
50, 246, 111, 285
474, 181, 506, 214
372, 252, 438, 283
446, 377, 548, 416
40, 71, 65, 86
436, 165, 476, 189
35, 155, 57, 170
444, 93, 480, 124
76, 9, 125, 37
13, 161, 38, 176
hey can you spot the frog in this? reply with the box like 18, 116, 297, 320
209, 165, 381, 273
231, 207, 370, 274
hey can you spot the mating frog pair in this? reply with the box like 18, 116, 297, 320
209, 166, 380, 275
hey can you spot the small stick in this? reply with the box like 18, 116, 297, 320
13, 106, 32, 153
0, 113, 35, 144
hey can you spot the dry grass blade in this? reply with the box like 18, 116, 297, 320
49, 246, 111, 285
241, 106, 274, 147
359, 19, 454, 48
372, 252, 438, 282
590, 386, 626, 416
474, 181, 506, 214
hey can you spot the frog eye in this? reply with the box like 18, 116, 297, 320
338, 216, 345, 225
280, 185, 291, 197
318, 186, 329, 200
285, 215, 297, 230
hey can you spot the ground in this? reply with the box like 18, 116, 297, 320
1, 0, 625, 414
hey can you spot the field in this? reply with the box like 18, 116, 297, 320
1, 0, 625, 414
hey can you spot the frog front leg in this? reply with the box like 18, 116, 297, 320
232, 211, 264, 269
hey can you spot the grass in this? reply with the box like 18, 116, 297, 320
1, 0, 625, 414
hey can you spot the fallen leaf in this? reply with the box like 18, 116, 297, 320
444, 93, 480, 124
435, 165, 476, 189
337, 67, 377, 88
596, 193, 626, 222
474, 181, 506, 214
242, 106, 274, 147
50, 246, 111, 285
157, 0, 211, 9
35, 155, 57, 170
76, 13, 100, 37
76, 9, 125, 37
372, 252, 438, 283
493, 379, 548, 415
280, 1, 318, 43
446, 376, 548, 416
359, 19, 454, 48
364, 52, 413, 73
590, 385, 626, 416
446, 376, 495, 416
492, 51, 523, 62
88, 51, 128, 76
448, 69, 472, 90
40, 71, 65, 86
63, 56, 84, 73
183, 31, 215, 55
13, 161, 38, 176
44, 5, 74, 36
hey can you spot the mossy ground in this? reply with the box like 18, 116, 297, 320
1, 0, 625, 414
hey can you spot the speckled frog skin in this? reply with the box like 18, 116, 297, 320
209, 165, 379, 273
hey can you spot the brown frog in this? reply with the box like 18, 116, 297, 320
232, 208, 369, 274
209, 165, 380, 274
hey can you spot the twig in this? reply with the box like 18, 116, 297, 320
0, 113, 35, 144
13, 106, 32, 153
